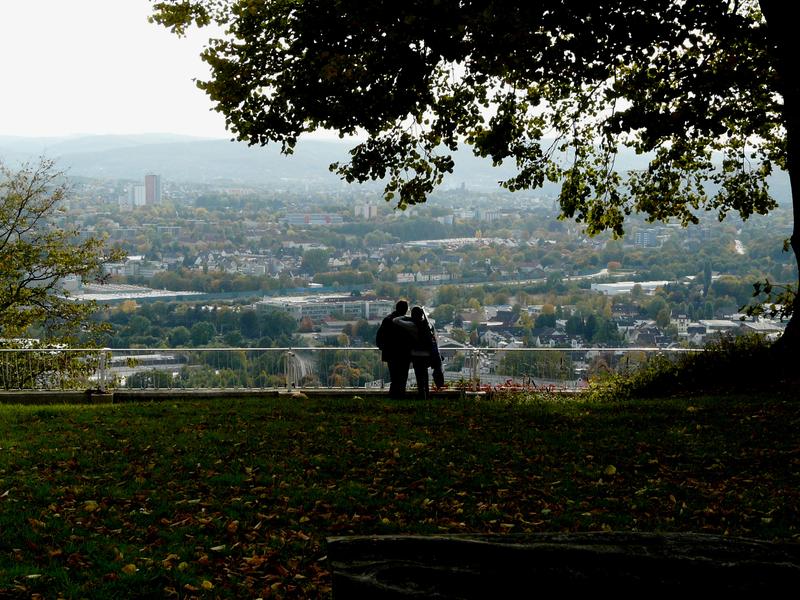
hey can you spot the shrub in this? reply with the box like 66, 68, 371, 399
587, 335, 792, 400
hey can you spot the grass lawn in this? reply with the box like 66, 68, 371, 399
0, 393, 798, 598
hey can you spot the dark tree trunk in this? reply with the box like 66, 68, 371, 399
760, 0, 800, 347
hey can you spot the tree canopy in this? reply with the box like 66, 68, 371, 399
152, 0, 799, 342
0, 159, 123, 344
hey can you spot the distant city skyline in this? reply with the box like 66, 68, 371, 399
1, 1, 228, 139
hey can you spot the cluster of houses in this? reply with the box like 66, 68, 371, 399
271, 296, 785, 351
97, 244, 499, 285
430, 305, 785, 350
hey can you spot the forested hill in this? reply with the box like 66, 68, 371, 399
0, 134, 791, 203
0, 134, 519, 190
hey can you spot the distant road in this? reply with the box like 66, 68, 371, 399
422, 267, 622, 291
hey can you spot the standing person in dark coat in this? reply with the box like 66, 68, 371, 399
376, 300, 411, 399
393, 306, 435, 400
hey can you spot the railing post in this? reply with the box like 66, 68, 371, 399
285, 350, 294, 389
98, 349, 109, 393
470, 347, 479, 391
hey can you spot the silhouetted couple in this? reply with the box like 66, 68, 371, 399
376, 300, 443, 399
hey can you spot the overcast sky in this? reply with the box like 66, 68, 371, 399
0, 0, 230, 139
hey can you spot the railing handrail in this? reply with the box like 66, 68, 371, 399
0, 346, 706, 353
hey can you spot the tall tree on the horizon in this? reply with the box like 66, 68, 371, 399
152, 0, 800, 346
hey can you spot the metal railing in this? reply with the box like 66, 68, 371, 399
0, 346, 702, 393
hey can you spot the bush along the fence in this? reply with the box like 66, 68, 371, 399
586, 335, 788, 400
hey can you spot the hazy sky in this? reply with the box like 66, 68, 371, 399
0, 0, 230, 138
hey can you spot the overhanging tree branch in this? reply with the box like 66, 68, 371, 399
151, 0, 798, 344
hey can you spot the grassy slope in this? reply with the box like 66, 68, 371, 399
0, 394, 797, 598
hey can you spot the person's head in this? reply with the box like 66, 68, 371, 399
410, 306, 425, 323
395, 300, 409, 315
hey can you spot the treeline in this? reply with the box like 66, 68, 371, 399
333, 217, 474, 242
145, 269, 292, 294
97, 301, 297, 348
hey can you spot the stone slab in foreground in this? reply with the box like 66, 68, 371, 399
327, 532, 800, 598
